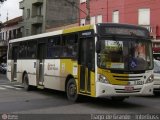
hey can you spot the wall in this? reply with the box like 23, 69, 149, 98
45, 0, 78, 29
21, 0, 45, 36
79, 0, 160, 38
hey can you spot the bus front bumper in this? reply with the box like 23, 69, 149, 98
153, 84, 160, 92
96, 82, 153, 97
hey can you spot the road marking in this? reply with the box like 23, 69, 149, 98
13, 85, 23, 88
0, 84, 23, 91
0, 87, 6, 90
1, 85, 15, 89
15, 88, 22, 90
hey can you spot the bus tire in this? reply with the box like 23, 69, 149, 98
66, 78, 79, 102
23, 73, 32, 91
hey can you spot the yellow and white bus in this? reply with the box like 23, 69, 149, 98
7, 23, 154, 102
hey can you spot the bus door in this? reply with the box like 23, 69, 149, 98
37, 43, 46, 86
11, 46, 18, 81
79, 37, 95, 94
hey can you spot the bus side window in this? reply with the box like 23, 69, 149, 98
19, 42, 27, 59
62, 33, 78, 58
27, 40, 37, 59
47, 36, 61, 58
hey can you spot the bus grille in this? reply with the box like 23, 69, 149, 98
113, 75, 143, 81
115, 88, 141, 93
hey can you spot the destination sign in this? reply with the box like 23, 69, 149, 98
99, 26, 149, 37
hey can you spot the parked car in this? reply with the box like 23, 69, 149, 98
0, 63, 7, 74
153, 59, 160, 94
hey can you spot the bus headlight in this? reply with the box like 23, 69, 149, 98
146, 74, 154, 84
98, 74, 109, 84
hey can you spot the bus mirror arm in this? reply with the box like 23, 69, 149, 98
88, 63, 94, 71
96, 41, 101, 53
71, 56, 77, 61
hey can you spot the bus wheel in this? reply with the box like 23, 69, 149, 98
23, 74, 31, 91
66, 78, 79, 102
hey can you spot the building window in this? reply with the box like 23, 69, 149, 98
0, 33, 2, 40
2, 32, 4, 40
6, 31, 8, 41
26, 9, 30, 19
80, 19, 85, 26
80, 0, 86, 3
138, 8, 150, 25
9, 31, 12, 40
112, 10, 119, 23
37, 5, 42, 16
26, 29, 29, 36
97, 15, 103, 23
90, 16, 96, 25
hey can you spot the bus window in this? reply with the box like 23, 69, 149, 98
19, 42, 27, 59
47, 36, 61, 58
27, 41, 37, 59
62, 33, 78, 58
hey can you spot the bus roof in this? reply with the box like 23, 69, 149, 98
9, 30, 62, 43
63, 25, 94, 34
9, 25, 94, 43
9, 23, 148, 43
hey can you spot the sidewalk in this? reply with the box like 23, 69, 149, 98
0, 74, 9, 84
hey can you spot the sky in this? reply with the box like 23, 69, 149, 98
0, 0, 22, 23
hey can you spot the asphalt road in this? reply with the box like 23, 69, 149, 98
0, 74, 160, 120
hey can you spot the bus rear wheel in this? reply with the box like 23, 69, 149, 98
23, 73, 32, 91
66, 78, 79, 102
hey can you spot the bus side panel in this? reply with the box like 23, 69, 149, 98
90, 71, 96, 97
60, 59, 78, 77
43, 59, 78, 91
16, 60, 22, 83
60, 59, 78, 90
7, 60, 12, 81
44, 59, 65, 91
21, 60, 37, 86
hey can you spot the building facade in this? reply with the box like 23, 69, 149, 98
20, 0, 78, 37
0, 16, 23, 63
79, 0, 160, 47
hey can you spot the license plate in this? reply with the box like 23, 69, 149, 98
125, 86, 134, 92
134, 80, 144, 85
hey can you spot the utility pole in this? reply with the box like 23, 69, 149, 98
107, 0, 109, 22
6, 11, 8, 21
0, 4, 2, 40
86, 0, 90, 24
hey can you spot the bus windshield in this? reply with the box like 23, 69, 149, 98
97, 39, 153, 71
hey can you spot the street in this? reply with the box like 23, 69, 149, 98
1, 0, 160, 119
0, 74, 160, 115
0, 74, 160, 120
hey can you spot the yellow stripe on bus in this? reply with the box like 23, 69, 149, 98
97, 68, 129, 85
90, 71, 96, 97
63, 25, 94, 34
60, 59, 78, 77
